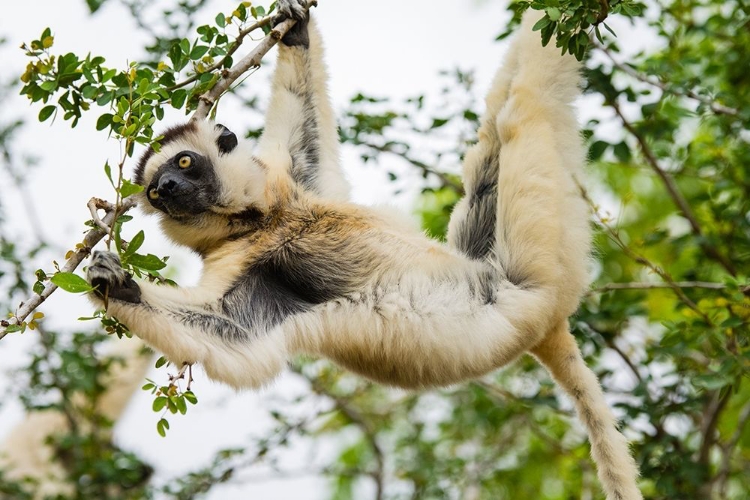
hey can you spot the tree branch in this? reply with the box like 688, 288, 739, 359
167, 15, 275, 92
595, 41, 739, 117
608, 97, 737, 276
292, 367, 385, 500
592, 281, 748, 293
577, 182, 712, 323
191, 0, 318, 121
356, 140, 464, 194
1, 197, 137, 340
3, 3, 321, 339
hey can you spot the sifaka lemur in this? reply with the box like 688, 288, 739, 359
86, 2, 642, 498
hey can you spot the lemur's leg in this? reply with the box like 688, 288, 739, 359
86, 252, 286, 388
447, 33, 520, 260
486, 15, 640, 500
533, 322, 642, 500
256, 1, 349, 201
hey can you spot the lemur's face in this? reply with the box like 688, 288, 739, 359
134, 122, 244, 220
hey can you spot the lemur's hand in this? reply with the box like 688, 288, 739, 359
274, 0, 310, 48
87, 251, 142, 304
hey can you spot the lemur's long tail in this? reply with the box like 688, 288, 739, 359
532, 323, 643, 500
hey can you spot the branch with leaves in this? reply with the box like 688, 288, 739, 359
2, 1, 316, 341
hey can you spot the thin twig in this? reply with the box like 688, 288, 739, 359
578, 182, 711, 322
607, 98, 737, 277
166, 15, 275, 92
292, 367, 385, 500
595, 41, 739, 116
592, 281, 748, 293
191, 0, 318, 121
0, 197, 137, 340
357, 140, 464, 194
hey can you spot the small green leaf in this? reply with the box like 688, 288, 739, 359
216, 12, 226, 27
120, 178, 144, 198
142, 383, 156, 391
546, 7, 561, 21
4, 324, 24, 334
171, 89, 187, 109
190, 45, 209, 60
128, 253, 167, 271
38, 105, 56, 122
153, 396, 168, 412
157, 418, 170, 437
532, 16, 551, 31
430, 118, 449, 129
175, 396, 187, 415
51, 272, 92, 293
155, 356, 168, 368
124, 230, 145, 258
184, 390, 198, 404
96, 113, 113, 131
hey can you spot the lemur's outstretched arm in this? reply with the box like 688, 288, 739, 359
257, 3, 349, 200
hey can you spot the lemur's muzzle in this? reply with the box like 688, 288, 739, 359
156, 173, 193, 199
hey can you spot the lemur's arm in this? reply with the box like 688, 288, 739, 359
256, 0, 349, 200
87, 252, 286, 388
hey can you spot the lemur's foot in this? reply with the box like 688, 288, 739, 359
274, 0, 310, 47
87, 251, 141, 304
277, 0, 308, 20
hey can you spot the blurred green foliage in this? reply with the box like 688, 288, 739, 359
1, 0, 749, 499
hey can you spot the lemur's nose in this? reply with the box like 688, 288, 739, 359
157, 173, 185, 198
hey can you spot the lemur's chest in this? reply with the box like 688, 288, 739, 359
213, 209, 381, 331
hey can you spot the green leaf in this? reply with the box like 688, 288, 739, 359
171, 89, 187, 109
38, 105, 56, 122
3, 324, 24, 334
190, 45, 209, 60
532, 16, 551, 31
152, 396, 168, 412
588, 140, 609, 161
142, 383, 155, 391
216, 12, 226, 27
157, 418, 170, 437
184, 390, 198, 404
120, 178, 144, 198
128, 253, 167, 271
546, 7, 561, 21
51, 272, 92, 293
430, 118, 449, 129
104, 161, 114, 187
123, 230, 145, 258
175, 396, 188, 415
613, 141, 631, 163
155, 356, 168, 368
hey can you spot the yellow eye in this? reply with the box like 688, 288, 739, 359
178, 155, 192, 168
148, 187, 159, 200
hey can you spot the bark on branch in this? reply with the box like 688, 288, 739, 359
191, 0, 318, 121
1, 198, 137, 340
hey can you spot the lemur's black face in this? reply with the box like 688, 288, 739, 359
136, 123, 240, 220
146, 150, 220, 218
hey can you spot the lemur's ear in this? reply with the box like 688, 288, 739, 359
215, 123, 238, 154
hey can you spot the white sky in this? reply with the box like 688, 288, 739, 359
0, 1, 657, 497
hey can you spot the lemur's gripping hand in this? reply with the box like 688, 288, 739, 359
274, 0, 310, 47
87, 251, 142, 304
